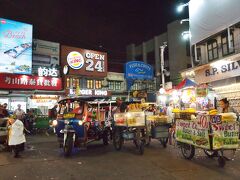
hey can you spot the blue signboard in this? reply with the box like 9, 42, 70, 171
0, 18, 33, 74
125, 61, 153, 80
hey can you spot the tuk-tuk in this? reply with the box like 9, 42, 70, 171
52, 97, 113, 156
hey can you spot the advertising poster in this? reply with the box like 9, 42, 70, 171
0, 18, 33, 74
32, 39, 60, 75
176, 115, 210, 149
211, 117, 239, 149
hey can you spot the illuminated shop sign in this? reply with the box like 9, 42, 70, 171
38, 67, 58, 77
31, 95, 59, 100
0, 73, 62, 90
69, 89, 109, 97
61, 45, 107, 77
195, 55, 240, 84
125, 61, 153, 80
67, 51, 84, 69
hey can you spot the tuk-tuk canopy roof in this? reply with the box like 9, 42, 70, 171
58, 96, 111, 104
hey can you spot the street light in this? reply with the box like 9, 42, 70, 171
160, 42, 167, 89
180, 18, 189, 24
181, 31, 191, 40
177, 2, 189, 13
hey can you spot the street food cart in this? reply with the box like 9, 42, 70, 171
113, 111, 146, 155
175, 110, 239, 167
145, 114, 171, 147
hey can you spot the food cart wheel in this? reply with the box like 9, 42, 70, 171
113, 129, 123, 151
218, 156, 226, 168
180, 143, 195, 160
145, 136, 151, 146
138, 140, 145, 155
63, 135, 73, 157
159, 137, 168, 148
203, 150, 218, 158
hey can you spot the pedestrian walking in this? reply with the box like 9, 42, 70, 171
8, 115, 26, 158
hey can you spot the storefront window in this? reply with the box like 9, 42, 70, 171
95, 80, 102, 89
221, 32, 234, 56
72, 78, 76, 88
76, 79, 80, 88
148, 83, 154, 91
87, 79, 93, 89
115, 82, 121, 90
66, 78, 70, 88
108, 81, 114, 90
207, 40, 218, 61
132, 82, 141, 91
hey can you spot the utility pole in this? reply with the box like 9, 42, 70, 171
160, 42, 167, 89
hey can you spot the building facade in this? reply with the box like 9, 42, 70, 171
182, 21, 240, 113
126, 20, 191, 89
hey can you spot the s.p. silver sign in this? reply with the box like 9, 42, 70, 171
195, 54, 240, 84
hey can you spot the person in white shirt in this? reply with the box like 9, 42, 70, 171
166, 101, 174, 122
14, 104, 25, 121
8, 115, 26, 158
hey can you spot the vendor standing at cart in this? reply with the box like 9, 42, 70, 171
115, 97, 128, 113
166, 101, 174, 122
219, 98, 238, 114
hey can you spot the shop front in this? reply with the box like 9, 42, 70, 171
0, 73, 62, 114
61, 45, 108, 98
182, 53, 240, 113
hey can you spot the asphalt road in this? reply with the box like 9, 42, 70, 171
0, 135, 240, 180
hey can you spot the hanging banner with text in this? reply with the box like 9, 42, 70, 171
176, 115, 210, 149
195, 54, 240, 84
210, 116, 239, 149
0, 73, 62, 91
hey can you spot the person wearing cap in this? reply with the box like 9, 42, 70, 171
8, 115, 26, 158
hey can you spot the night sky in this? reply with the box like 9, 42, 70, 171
0, 0, 188, 71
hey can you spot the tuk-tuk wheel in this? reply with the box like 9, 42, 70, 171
64, 135, 73, 157
218, 156, 226, 168
204, 150, 218, 158
113, 130, 123, 151
180, 143, 195, 160
159, 137, 168, 148
103, 130, 109, 145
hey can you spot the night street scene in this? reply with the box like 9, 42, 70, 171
1, 0, 240, 180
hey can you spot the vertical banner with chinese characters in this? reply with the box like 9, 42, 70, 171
176, 115, 210, 149
0, 73, 62, 90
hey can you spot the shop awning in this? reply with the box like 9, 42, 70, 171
175, 78, 197, 89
